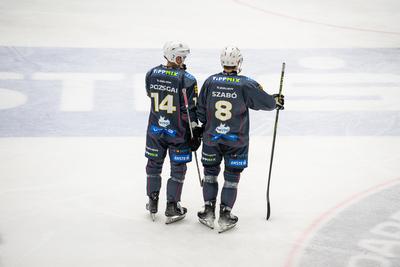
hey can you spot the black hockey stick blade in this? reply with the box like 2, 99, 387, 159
266, 202, 271, 220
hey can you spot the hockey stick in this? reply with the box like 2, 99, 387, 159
266, 62, 285, 220
182, 88, 203, 187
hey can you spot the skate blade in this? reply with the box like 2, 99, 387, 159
218, 223, 236, 233
165, 214, 186, 224
146, 204, 156, 222
198, 218, 215, 229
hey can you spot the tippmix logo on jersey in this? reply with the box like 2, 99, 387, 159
158, 116, 170, 128
212, 76, 241, 83
153, 69, 178, 77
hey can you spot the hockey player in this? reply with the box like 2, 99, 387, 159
196, 46, 284, 232
144, 41, 199, 224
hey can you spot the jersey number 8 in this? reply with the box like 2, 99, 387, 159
215, 100, 232, 121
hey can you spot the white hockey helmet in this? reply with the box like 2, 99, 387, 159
220, 46, 243, 72
163, 41, 190, 64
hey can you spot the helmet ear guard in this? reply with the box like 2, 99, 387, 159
237, 57, 243, 73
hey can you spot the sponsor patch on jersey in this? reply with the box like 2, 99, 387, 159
216, 123, 230, 134
156, 79, 172, 84
201, 152, 219, 163
212, 76, 241, 83
216, 86, 234, 91
153, 69, 178, 77
145, 150, 159, 158
227, 158, 248, 168
145, 146, 160, 158
158, 116, 170, 127
171, 153, 192, 163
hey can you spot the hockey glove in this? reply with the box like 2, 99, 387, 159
189, 125, 203, 151
273, 94, 285, 110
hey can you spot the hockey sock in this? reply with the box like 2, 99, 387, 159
221, 167, 242, 208
166, 162, 186, 202
203, 175, 218, 202
203, 164, 221, 202
146, 159, 163, 196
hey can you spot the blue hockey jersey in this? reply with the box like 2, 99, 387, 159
145, 65, 198, 144
197, 71, 276, 147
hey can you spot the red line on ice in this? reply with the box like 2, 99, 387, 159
283, 177, 400, 267
233, 0, 400, 36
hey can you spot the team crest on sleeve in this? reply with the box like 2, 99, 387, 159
184, 72, 195, 80
246, 76, 264, 90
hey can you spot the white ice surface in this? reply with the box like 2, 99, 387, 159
0, 0, 399, 48
0, 0, 400, 267
0, 137, 400, 267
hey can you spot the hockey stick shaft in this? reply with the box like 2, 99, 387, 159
182, 89, 203, 187
266, 62, 285, 220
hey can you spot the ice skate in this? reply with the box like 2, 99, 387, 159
165, 201, 187, 224
218, 205, 238, 233
197, 201, 216, 229
145, 191, 159, 221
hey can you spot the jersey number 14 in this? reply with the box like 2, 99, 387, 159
151, 93, 176, 114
